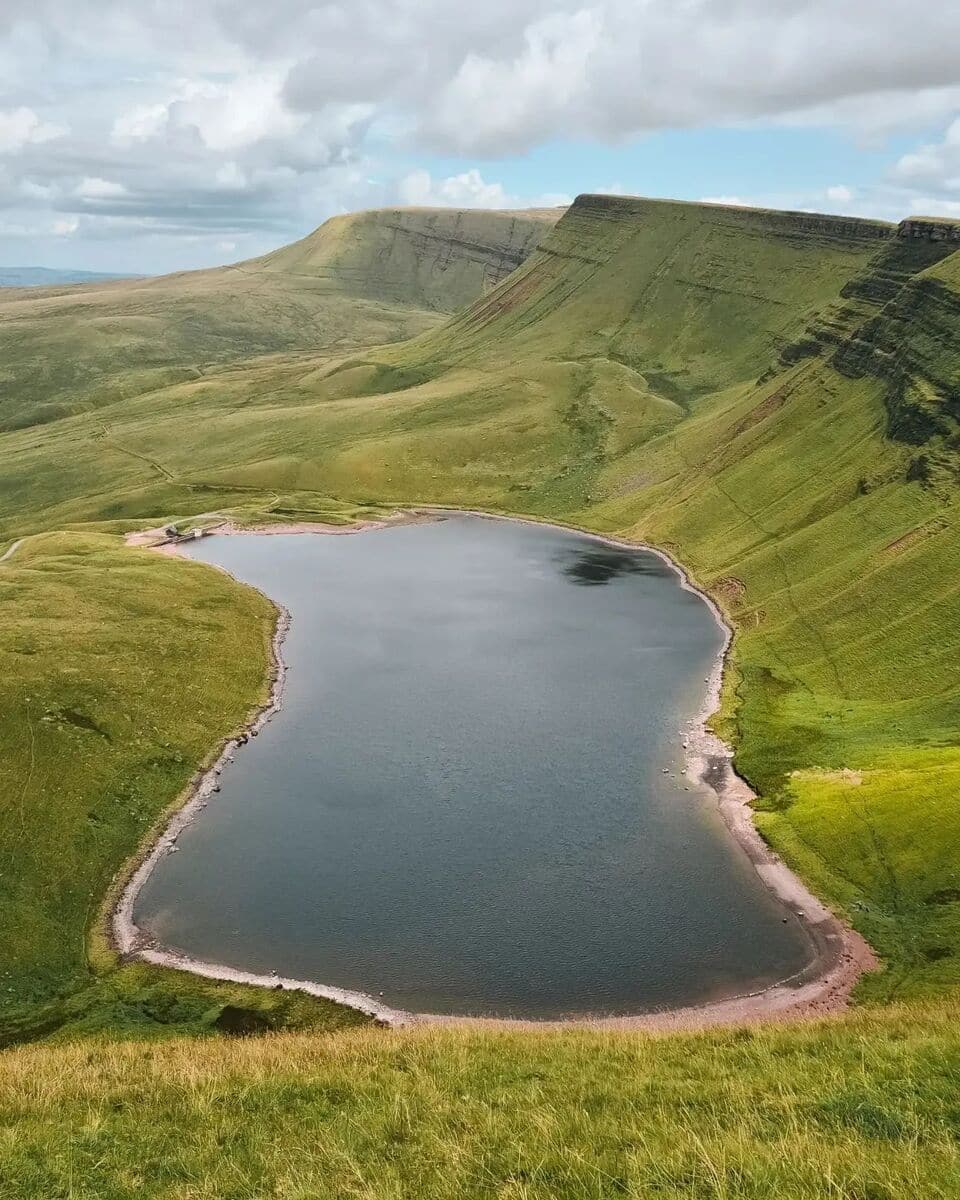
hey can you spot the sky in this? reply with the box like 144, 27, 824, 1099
2, 0, 960, 274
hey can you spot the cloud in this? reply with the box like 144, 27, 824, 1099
0, 107, 66, 153
399, 168, 509, 208
422, 10, 602, 155
284, 46, 401, 108
309, 0, 960, 156
701, 172, 960, 224
700, 195, 751, 207
399, 168, 571, 210
110, 103, 170, 146
10, 3, 960, 157
20, 179, 53, 200
76, 177, 128, 199
245, 1, 960, 152
214, 162, 247, 189
891, 118, 960, 192
112, 75, 308, 154
3, 1, 960, 270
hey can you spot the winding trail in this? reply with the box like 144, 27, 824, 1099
0, 538, 23, 564
95, 426, 176, 481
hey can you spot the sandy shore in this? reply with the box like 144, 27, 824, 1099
113, 509, 876, 1033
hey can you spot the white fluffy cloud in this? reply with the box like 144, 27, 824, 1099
892, 119, 960, 192
399, 169, 509, 208
2, 1, 960, 269
442, 3, 960, 153
163, 1, 960, 152
423, 10, 602, 155
398, 167, 570, 210
76, 177, 127, 199
111, 75, 307, 154
0, 107, 66, 153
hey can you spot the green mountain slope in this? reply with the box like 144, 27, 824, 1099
399, 195, 895, 399
0, 197, 903, 531
251, 205, 563, 310
1, 180, 960, 1180
0, 206, 559, 433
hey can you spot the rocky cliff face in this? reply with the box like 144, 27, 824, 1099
424, 194, 960, 482
897, 218, 960, 244
773, 216, 960, 473
250, 206, 562, 313
834, 253, 960, 459
778, 230, 957, 369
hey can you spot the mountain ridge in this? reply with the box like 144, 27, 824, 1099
1, 190, 959, 1052
0, 206, 560, 432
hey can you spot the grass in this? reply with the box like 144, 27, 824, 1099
0, 532, 367, 1042
3, 1005, 960, 1198
0, 206, 558, 432
1, 193, 960, 1193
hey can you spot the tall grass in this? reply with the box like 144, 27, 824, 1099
3, 1005, 960, 1198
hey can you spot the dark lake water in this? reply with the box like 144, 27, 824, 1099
135, 516, 812, 1018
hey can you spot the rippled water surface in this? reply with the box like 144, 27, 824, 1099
135, 516, 811, 1017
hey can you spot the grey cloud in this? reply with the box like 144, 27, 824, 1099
419, 1, 960, 153
8, 2, 960, 153
2, 0, 960, 270
57, 185, 301, 232
284, 49, 404, 108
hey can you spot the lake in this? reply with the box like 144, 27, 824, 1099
134, 515, 812, 1018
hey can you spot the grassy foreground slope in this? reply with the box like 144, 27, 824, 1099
4, 1006, 960, 1199
0, 206, 558, 433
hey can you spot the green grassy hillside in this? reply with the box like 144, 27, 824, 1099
2, 195, 959, 1008
0, 531, 369, 1043
2, 194, 960, 1194
4, 1004, 960, 1199
0, 207, 559, 433
252, 205, 562, 311
398, 196, 894, 399
0, 197, 900, 533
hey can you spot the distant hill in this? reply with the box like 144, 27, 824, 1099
0, 207, 561, 431
0, 266, 136, 287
